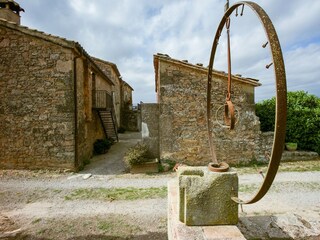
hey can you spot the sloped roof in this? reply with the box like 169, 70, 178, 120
92, 57, 134, 91
153, 53, 261, 92
92, 57, 121, 78
0, 18, 114, 86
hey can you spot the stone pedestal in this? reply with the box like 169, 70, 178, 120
168, 179, 245, 240
178, 166, 238, 226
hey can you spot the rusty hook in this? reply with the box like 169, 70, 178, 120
226, 92, 231, 101
262, 41, 269, 48
266, 62, 273, 69
224, 0, 230, 12
240, 4, 244, 16
224, 100, 235, 130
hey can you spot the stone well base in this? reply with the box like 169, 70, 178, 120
168, 179, 246, 240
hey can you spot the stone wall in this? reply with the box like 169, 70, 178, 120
0, 20, 110, 170
155, 55, 261, 165
75, 58, 107, 169
122, 109, 139, 132
140, 104, 159, 159
0, 23, 76, 169
257, 131, 274, 161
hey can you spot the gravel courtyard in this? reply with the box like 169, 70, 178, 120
0, 132, 319, 239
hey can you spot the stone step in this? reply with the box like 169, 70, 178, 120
281, 150, 319, 161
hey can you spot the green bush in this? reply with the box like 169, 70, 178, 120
124, 143, 149, 166
94, 138, 113, 154
256, 91, 320, 154
255, 97, 275, 132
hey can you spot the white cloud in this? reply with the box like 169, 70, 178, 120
17, 0, 320, 103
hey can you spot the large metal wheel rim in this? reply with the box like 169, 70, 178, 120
207, 1, 287, 204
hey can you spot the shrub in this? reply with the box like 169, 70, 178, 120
256, 91, 320, 154
94, 138, 113, 154
124, 143, 149, 166
117, 127, 126, 133
160, 159, 177, 172
255, 97, 275, 132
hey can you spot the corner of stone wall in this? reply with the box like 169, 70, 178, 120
140, 103, 160, 159
256, 131, 274, 162
122, 109, 140, 132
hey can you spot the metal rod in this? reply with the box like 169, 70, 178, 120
240, 4, 244, 16
262, 41, 269, 48
225, 0, 229, 12
226, 17, 232, 101
266, 62, 273, 69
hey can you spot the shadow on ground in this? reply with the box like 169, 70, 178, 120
81, 132, 141, 176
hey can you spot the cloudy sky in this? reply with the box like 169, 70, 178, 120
18, 0, 320, 104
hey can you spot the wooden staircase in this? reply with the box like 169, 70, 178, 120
93, 90, 118, 142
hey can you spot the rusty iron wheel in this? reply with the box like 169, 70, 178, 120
207, 1, 287, 204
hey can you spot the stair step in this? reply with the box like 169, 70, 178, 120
97, 109, 118, 142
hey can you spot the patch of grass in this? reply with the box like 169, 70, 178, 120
97, 219, 141, 235
279, 160, 320, 172
239, 181, 320, 195
239, 184, 258, 193
235, 160, 320, 175
64, 187, 167, 201
37, 228, 47, 235
32, 218, 42, 224
97, 221, 113, 232
231, 158, 267, 168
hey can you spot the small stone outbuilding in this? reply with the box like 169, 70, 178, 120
141, 54, 268, 165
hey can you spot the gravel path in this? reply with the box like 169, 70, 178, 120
0, 132, 319, 239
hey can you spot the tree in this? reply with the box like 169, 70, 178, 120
256, 91, 320, 154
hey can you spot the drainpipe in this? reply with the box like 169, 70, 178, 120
73, 56, 79, 170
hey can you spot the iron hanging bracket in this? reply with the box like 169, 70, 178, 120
207, 1, 287, 204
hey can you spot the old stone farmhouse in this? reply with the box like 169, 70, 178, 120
141, 54, 273, 165
0, 1, 133, 171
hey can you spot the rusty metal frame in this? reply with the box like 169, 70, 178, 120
207, 1, 287, 204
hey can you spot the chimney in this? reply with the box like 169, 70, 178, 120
0, 0, 24, 25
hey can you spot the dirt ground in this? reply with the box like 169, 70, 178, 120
0, 132, 319, 240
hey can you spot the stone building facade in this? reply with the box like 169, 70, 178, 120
141, 54, 265, 165
0, 8, 133, 170
93, 58, 135, 131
